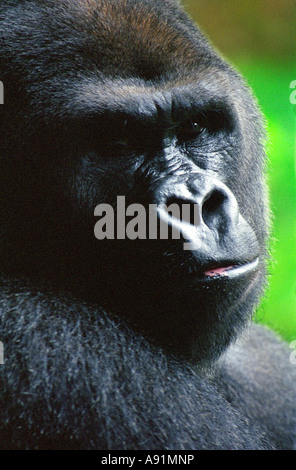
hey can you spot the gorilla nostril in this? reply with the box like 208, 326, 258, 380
202, 189, 226, 225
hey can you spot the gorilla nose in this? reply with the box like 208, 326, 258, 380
156, 173, 239, 235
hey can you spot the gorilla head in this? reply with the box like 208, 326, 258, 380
0, 0, 268, 364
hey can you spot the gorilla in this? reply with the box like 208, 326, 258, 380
0, 0, 295, 450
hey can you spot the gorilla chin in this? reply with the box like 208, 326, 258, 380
95, 231, 263, 364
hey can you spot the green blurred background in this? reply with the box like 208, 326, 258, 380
185, 0, 296, 342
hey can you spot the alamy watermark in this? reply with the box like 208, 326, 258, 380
0, 341, 4, 365
290, 340, 296, 365
290, 80, 296, 105
94, 196, 202, 250
0, 81, 3, 105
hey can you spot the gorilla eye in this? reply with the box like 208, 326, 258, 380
177, 120, 205, 139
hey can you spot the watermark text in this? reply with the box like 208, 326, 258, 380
290, 80, 296, 105
290, 340, 296, 365
0, 341, 4, 365
94, 196, 202, 250
0, 81, 3, 105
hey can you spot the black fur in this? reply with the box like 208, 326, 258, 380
0, 0, 295, 450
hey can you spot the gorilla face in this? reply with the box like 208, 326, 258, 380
0, 0, 268, 362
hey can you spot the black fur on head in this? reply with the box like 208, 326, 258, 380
0, 0, 269, 364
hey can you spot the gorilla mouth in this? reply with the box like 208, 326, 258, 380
203, 258, 259, 279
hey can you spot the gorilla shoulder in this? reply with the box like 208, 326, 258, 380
219, 324, 296, 450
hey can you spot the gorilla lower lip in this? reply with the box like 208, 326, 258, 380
203, 258, 259, 279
